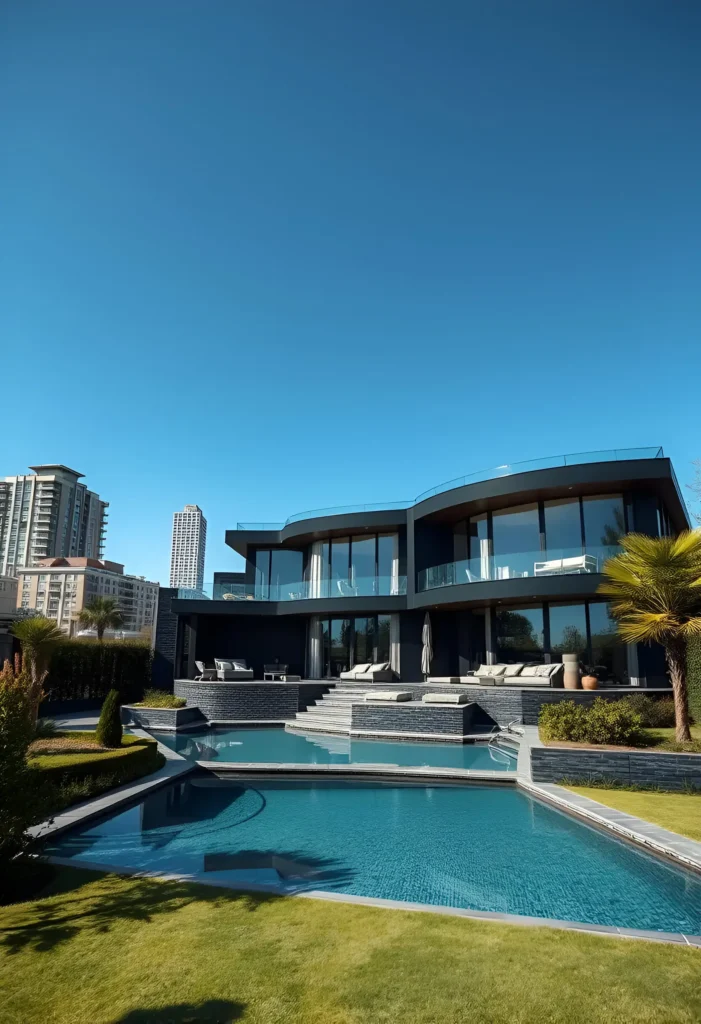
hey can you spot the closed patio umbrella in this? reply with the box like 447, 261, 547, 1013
421, 612, 433, 680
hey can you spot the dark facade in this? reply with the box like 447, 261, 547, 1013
172, 450, 690, 687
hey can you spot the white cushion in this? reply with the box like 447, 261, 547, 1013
215, 660, 233, 670
370, 663, 390, 673
534, 663, 554, 677
365, 691, 412, 701
353, 663, 372, 674
232, 660, 248, 671
422, 693, 470, 704
479, 664, 506, 677
502, 663, 524, 677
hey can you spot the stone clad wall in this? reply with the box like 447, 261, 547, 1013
351, 701, 476, 739
531, 747, 701, 791
173, 681, 328, 721
123, 705, 204, 731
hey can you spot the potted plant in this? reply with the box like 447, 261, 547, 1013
581, 665, 599, 690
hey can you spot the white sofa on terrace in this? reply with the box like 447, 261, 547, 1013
339, 662, 395, 683
533, 554, 598, 576
215, 658, 254, 681
428, 662, 564, 687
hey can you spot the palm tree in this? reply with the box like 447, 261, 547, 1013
10, 616, 65, 725
598, 531, 701, 742
78, 597, 124, 641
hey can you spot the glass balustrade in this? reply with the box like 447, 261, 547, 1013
417, 546, 618, 592
177, 576, 408, 602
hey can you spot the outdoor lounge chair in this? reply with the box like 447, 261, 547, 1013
194, 660, 217, 681
214, 658, 254, 681
533, 554, 598, 576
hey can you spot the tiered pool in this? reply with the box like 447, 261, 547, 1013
46, 777, 701, 935
154, 725, 517, 771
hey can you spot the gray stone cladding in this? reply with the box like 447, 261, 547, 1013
531, 747, 701, 790
351, 701, 477, 739
174, 681, 329, 721
343, 684, 669, 727
122, 705, 205, 731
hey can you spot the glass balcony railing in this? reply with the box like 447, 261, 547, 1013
234, 447, 663, 531
177, 576, 408, 602
417, 546, 621, 592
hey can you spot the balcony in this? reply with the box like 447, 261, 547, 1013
417, 546, 620, 592
177, 575, 408, 602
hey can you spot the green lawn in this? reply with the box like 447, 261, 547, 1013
1, 869, 700, 1024
567, 785, 701, 842
641, 725, 701, 753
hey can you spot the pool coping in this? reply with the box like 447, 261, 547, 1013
41, 854, 701, 948
195, 760, 516, 783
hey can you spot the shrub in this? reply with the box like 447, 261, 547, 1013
539, 698, 643, 746
30, 733, 162, 783
623, 694, 676, 728
539, 701, 590, 743
585, 698, 642, 745
96, 689, 123, 748
0, 659, 47, 868
34, 717, 58, 739
133, 689, 186, 709
43, 639, 152, 705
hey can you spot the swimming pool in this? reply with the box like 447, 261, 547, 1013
46, 776, 701, 934
154, 726, 517, 771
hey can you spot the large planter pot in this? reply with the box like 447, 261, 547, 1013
581, 675, 599, 691
562, 653, 581, 690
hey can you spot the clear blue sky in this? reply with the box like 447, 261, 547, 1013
2, 0, 700, 584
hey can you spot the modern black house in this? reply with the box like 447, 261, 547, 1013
171, 448, 689, 688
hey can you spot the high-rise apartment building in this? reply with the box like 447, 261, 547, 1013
0, 465, 108, 576
17, 558, 159, 639
170, 505, 207, 591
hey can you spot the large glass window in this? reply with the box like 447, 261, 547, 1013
254, 550, 271, 599
589, 601, 627, 682
582, 495, 625, 568
468, 514, 490, 581
331, 539, 350, 586
495, 606, 545, 663
549, 603, 588, 659
353, 617, 375, 664
377, 535, 396, 590
330, 618, 352, 676
377, 614, 391, 662
544, 499, 582, 557
492, 504, 540, 579
351, 537, 376, 595
270, 550, 304, 599
320, 615, 392, 675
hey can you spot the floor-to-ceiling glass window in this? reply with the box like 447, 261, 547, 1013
377, 534, 396, 594
543, 499, 582, 560
254, 550, 271, 599
468, 514, 490, 581
329, 618, 352, 675
351, 537, 376, 596
492, 504, 540, 579
589, 601, 627, 682
353, 617, 375, 664
549, 603, 588, 660
582, 495, 625, 570
270, 550, 304, 600
495, 606, 545, 663
377, 614, 391, 662
331, 539, 350, 595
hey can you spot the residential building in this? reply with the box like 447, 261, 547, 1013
171, 447, 688, 687
0, 575, 18, 616
0, 465, 108, 576
170, 505, 207, 591
17, 557, 159, 640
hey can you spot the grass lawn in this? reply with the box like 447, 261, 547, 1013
566, 785, 701, 843
641, 725, 701, 754
1, 869, 700, 1024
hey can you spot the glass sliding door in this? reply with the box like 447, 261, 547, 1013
468, 514, 490, 581
549, 603, 588, 660
329, 618, 352, 676
254, 550, 271, 599
582, 495, 625, 569
492, 504, 540, 579
353, 617, 375, 665
589, 601, 627, 682
351, 536, 376, 596
320, 615, 392, 676
495, 606, 545, 663
377, 614, 391, 663
377, 534, 397, 594
269, 549, 304, 600
331, 539, 350, 596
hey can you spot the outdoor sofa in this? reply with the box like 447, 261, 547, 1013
214, 658, 255, 681
428, 662, 564, 687
339, 662, 395, 683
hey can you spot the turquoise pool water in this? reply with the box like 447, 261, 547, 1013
154, 726, 516, 771
46, 777, 701, 934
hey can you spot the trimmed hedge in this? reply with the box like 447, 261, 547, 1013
688, 636, 701, 724
43, 640, 152, 704
539, 698, 643, 746
30, 732, 162, 783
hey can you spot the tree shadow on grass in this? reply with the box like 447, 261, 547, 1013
1, 847, 353, 956
0, 867, 275, 956
113, 999, 245, 1023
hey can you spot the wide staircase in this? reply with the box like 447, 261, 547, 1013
286, 683, 367, 736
